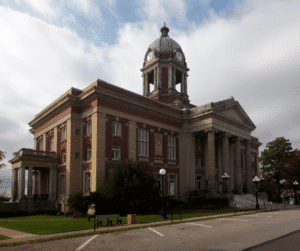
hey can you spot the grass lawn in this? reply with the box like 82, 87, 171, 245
0, 235, 12, 240
0, 209, 256, 235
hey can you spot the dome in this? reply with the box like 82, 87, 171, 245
144, 24, 186, 65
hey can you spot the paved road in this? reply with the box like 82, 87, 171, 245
1, 209, 300, 251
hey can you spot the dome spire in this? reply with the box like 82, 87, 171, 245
160, 23, 169, 37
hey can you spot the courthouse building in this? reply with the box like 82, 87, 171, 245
9, 25, 261, 211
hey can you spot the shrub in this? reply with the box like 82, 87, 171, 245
67, 192, 91, 215
56, 212, 64, 216
64, 211, 74, 217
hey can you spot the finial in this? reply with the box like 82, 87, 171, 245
160, 23, 169, 37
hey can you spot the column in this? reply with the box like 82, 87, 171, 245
157, 67, 161, 89
18, 166, 25, 200
206, 128, 216, 193
39, 170, 42, 195
43, 133, 47, 151
168, 66, 172, 88
53, 126, 58, 153
34, 138, 38, 150
154, 68, 157, 90
128, 121, 137, 162
229, 141, 235, 192
181, 73, 185, 93
245, 140, 253, 193
49, 168, 54, 200
217, 141, 223, 193
184, 73, 187, 94
222, 133, 230, 192
27, 166, 33, 199
256, 153, 260, 176
11, 168, 18, 201
235, 137, 243, 194
53, 167, 57, 200
32, 173, 36, 195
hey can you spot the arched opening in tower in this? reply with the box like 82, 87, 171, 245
175, 69, 182, 93
147, 70, 154, 93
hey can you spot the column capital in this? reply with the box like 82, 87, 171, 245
204, 128, 217, 134
220, 132, 231, 138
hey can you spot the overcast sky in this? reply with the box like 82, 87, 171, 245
0, 0, 300, 186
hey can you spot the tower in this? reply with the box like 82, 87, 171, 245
141, 24, 193, 109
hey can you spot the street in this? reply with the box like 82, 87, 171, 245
1, 209, 300, 251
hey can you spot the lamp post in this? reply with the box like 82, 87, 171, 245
280, 179, 286, 209
159, 168, 168, 219
293, 181, 299, 205
220, 173, 230, 193
252, 176, 262, 211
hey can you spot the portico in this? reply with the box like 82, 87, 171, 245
9, 148, 58, 202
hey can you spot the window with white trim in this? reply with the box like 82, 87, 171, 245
112, 122, 121, 137
61, 127, 66, 142
84, 172, 90, 193
196, 175, 203, 190
87, 146, 91, 160
86, 121, 91, 136
167, 135, 176, 160
50, 136, 54, 152
62, 151, 66, 164
168, 174, 177, 196
60, 174, 65, 194
138, 128, 149, 157
112, 145, 121, 160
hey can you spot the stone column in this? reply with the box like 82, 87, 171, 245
206, 128, 216, 193
27, 166, 33, 199
154, 68, 157, 90
128, 121, 137, 162
245, 140, 253, 193
18, 166, 25, 200
53, 126, 58, 153
181, 73, 185, 93
184, 73, 187, 94
53, 167, 57, 200
11, 168, 18, 201
222, 133, 230, 192
217, 141, 223, 193
43, 133, 47, 151
32, 173, 36, 195
39, 170, 42, 195
229, 141, 235, 192
235, 137, 243, 194
34, 138, 38, 151
256, 153, 260, 176
49, 168, 54, 200
168, 66, 172, 88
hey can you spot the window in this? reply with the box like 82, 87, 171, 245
87, 146, 91, 161
251, 154, 255, 163
60, 174, 65, 194
50, 136, 54, 152
112, 122, 121, 137
76, 152, 80, 159
39, 139, 43, 151
86, 121, 91, 136
168, 135, 176, 160
168, 174, 177, 196
62, 151, 66, 164
196, 175, 203, 190
112, 146, 121, 160
138, 128, 149, 157
61, 127, 66, 142
195, 138, 201, 150
84, 172, 90, 193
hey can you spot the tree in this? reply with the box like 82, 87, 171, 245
97, 161, 161, 215
0, 150, 6, 169
260, 137, 293, 202
283, 149, 300, 187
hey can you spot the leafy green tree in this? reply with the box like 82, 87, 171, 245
260, 137, 293, 202
101, 161, 161, 214
282, 149, 300, 189
0, 150, 6, 169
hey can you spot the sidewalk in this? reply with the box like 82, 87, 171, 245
1, 205, 300, 246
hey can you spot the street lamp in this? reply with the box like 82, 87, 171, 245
293, 181, 299, 205
280, 179, 286, 209
220, 173, 230, 193
159, 168, 168, 219
252, 176, 262, 211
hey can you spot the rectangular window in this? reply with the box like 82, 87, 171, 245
50, 136, 54, 152
39, 139, 43, 151
168, 174, 177, 196
112, 145, 121, 160
138, 128, 149, 157
168, 135, 176, 160
60, 174, 65, 194
87, 146, 91, 160
251, 154, 255, 163
196, 175, 203, 190
86, 121, 91, 136
112, 122, 122, 137
62, 152, 66, 164
61, 127, 66, 142
85, 172, 90, 193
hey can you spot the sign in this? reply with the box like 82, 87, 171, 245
170, 183, 174, 196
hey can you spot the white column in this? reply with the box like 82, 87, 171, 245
49, 168, 54, 200
181, 73, 184, 93
229, 141, 235, 192
218, 142, 223, 193
39, 170, 42, 195
53, 167, 57, 200
27, 166, 33, 199
18, 166, 25, 200
235, 137, 243, 194
206, 128, 216, 192
245, 140, 253, 193
11, 168, 18, 201
154, 68, 157, 90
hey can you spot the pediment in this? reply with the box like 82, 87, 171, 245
216, 103, 256, 129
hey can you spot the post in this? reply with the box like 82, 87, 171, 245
160, 169, 168, 219
255, 184, 259, 211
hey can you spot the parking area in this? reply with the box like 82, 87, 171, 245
1, 209, 300, 251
